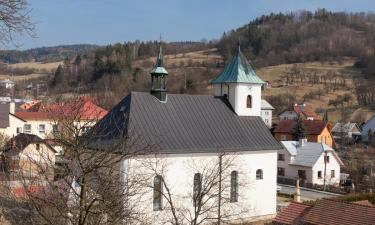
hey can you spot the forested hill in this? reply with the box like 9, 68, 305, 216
217, 9, 375, 69
0, 44, 99, 63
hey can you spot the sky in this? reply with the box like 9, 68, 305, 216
14, 0, 375, 50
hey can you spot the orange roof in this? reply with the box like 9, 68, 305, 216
284, 104, 321, 120
273, 202, 311, 225
16, 98, 108, 121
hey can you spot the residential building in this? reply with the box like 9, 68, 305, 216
15, 98, 108, 139
274, 120, 334, 148
89, 45, 283, 224
261, 99, 274, 127
0, 102, 26, 138
0, 79, 15, 89
0, 133, 56, 181
361, 115, 375, 142
279, 103, 320, 121
278, 140, 343, 186
272, 198, 375, 225
332, 122, 361, 144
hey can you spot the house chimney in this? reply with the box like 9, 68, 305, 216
9, 102, 15, 114
298, 138, 307, 147
294, 177, 301, 203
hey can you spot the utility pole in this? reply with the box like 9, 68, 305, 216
323, 149, 327, 191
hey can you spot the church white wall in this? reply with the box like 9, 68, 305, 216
229, 83, 262, 116
122, 150, 278, 224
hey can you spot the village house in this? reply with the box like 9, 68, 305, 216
88, 45, 283, 224
279, 103, 320, 121
0, 79, 15, 89
261, 99, 274, 127
332, 122, 361, 144
0, 102, 26, 138
274, 119, 334, 148
278, 140, 343, 186
0, 133, 56, 181
272, 198, 375, 225
361, 115, 375, 143
14, 98, 108, 140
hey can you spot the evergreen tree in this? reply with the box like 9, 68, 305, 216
292, 115, 306, 141
52, 65, 64, 87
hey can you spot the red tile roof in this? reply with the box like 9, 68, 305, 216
274, 120, 329, 135
303, 198, 375, 225
353, 200, 374, 207
273, 198, 375, 225
273, 202, 311, 225
16, 98, 108, 121
284, 104, 321, 120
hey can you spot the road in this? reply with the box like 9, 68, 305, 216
278, 184, 342, 201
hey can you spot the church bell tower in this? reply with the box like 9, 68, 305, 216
150, 45, 168, 102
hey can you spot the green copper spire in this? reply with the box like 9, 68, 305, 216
211, 44, 264, 84
150, 43, 168, 102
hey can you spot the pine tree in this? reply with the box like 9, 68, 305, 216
52, 65, 64, 87
292, 115, 306, 141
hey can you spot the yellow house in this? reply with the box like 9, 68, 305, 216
0, 133, 56, 181
274, 120, 334, 148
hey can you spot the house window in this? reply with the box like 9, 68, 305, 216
324, 155, 330, 163
193, 173, 202, 205
277, 167, 285, 176
230, 171, 238, 202
24, 124, 31, 133
36, 143, 40, 150
153, 175, 163, 211
265, 111, 269, 115
280, 135, 287, 141
331, 170, 335, 178
39, 124, 46, 133
278, 154, 285, 161
318, 171, 322, 179
16, 127, 22, 134
256, 169, 263, 180
265, 119, 269, 124
246, 95, 252, 108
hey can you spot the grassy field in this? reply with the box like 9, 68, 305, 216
9, 61, 62, 71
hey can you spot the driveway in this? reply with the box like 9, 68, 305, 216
278, 184, 342, 201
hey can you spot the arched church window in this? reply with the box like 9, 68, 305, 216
153, 175, 163, 210
256, 169, 263, 180
247, 95, 252, 108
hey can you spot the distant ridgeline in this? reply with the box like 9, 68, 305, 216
0, 44, 99, 63
217, 8, 375, 68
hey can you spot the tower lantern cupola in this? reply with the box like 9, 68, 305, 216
150, 45, 168, 102
211, 44, 265, 116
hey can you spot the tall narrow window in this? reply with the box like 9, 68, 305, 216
153, 175, 163, 211
246, 95, 252, 108
193, 173, 202, 206
256, 169, 263, 180
230, 171, 238, 202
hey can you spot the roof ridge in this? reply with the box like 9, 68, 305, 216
321, 198, 375, 208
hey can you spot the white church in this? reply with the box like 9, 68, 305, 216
90, 45, 282, 224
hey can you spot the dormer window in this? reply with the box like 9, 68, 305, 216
247, 95, 252, 108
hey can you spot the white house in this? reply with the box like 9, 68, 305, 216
261, 99, 274, 127
89, 45, 282, 224
0, 102, 26, 138
278, 140, 343, 186
361, 115, 375, 142
0, 79, 15, 89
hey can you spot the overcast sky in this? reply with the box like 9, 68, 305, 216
15, 0, 375, 50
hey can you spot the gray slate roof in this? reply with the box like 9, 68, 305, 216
261, 99, 274, 110
91, 92, 282, 154
281, 141, 343, 167
332, 122, 361, 134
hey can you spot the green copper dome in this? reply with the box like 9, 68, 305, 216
212, 46, 264, 84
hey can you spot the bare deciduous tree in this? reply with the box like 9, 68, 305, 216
0, 0, 35, 46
